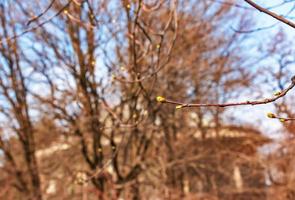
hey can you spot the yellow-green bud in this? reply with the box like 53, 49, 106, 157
175, 105, 183, 109
156, 96, 165, 103
267, 113, 276, 118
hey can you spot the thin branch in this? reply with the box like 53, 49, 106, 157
230, 23, 278, 33
207, 0, 253, 10
267, 112, 295, 122
0, 1, 71, 46
27, 0, 56, 26
157, 75, 295, 108
244, 0, 295, 29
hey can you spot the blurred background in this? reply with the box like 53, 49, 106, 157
0, 0, 295, 199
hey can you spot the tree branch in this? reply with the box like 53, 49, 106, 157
157, 75, 295, 108
244, 0, 295, 29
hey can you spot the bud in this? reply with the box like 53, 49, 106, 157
175, 105, 183, 109
156, 96, 165, 103
267, 113, 276, 118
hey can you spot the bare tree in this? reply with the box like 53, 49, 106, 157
0, 0, 294, 199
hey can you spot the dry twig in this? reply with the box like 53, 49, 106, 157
157, 76, 295, 109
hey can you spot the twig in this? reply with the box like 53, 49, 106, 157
267, 112, 295, 122
244, 0, 295, 29
156, 75, 295, 108
27, 0, 56, 26
230, 23, 278, 33
0, 1, 71, 46
207, 0, 253, 10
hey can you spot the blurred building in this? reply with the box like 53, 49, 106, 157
165, 125, 272, 200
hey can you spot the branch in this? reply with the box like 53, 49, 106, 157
156, 75, 295, 108
27, 0, 56, 26
244, 0, 295, 29
0, 1, 71, 46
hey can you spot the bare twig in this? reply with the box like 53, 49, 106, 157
157, 75, 295, 108
230, 23, 278, 33
0, 1, 71, 46
244, 0, 295, 29
27, 0, 56, 26
207, 0, 252, 10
